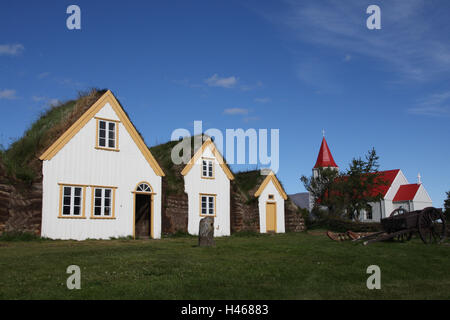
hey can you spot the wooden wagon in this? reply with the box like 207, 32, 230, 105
354, 207, 447, 245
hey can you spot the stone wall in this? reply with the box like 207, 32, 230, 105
284, 199, 306, 232
230, 188, 260, 233
161, 194, 188, 234
0, 163, 42, 235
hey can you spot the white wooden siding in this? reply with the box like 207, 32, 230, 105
41, 102, 162, 240
184, 146, 231, 237
257, 179, 285, 233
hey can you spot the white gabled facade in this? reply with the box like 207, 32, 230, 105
254, 171, 287, 234
40, 91, 164, 240
182, 138, 234, 237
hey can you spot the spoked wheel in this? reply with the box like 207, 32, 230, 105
395, 232, 413, 242
418, 207, 447, 244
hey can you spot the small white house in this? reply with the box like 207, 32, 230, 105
254, 171, 288, 233
40, 90, 165, 240
181, 138, 234, 237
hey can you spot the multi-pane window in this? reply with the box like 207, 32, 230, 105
97, 119, 117, 149
200, 195, 215, 216
202, 159, 214, 178
93, 188, 113, 217
61, 186, 83, 217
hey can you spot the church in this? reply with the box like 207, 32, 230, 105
290, 137, 433, 222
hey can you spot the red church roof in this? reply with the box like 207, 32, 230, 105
393, 184, 420, 202
314, 137, 338, 168
369, 169, 400, 197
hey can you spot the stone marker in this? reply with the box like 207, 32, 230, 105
198, 216, 215, 247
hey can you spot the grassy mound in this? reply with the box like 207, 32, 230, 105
0, 89, 107, 183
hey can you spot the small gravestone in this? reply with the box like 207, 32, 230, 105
198, 217, 215, 247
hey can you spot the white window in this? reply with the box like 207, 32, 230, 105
202, 159, 214, 178
200, 194, 215, 216
93, 188, 114, 217
366, 207, 373, 220
61, 186, 83, 217
97, 119, 117, 150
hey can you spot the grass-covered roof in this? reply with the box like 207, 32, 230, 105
149, 134, 209, 195
233, 170, 265, 201
0, 89, 107, 183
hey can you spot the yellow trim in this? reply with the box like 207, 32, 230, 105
39, 90, 165, 177
265, 201, 277, 232
199, 193, 217, 217
94, 116, 120, 123
90, 186, 116, 219
58, 216, 87, 219
58, 184, 87, 219
134, 181, 154, 193
95, 146, 120, 152
151, 195, 154, 239
95, 118, 120, 152
90, 185, 118, 189
254, 171, 288, 200
181, 138, 234, 180
58, 183, 89, 187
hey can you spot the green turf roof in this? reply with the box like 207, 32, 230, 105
0, 89, 107, 183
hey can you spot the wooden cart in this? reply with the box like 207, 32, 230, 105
354, 207, 446, 245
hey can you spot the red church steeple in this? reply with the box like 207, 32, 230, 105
313, 137, 338, 169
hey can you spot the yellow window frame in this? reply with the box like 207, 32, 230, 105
95, 117, 120, 152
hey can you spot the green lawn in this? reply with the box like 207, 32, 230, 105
0, 232, 449, 300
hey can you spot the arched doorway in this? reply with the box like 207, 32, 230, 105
133, 182, 153, 239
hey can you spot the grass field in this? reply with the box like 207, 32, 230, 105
0, 232, 449, 300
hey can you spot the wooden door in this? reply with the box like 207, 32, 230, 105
266, 202, 276, 232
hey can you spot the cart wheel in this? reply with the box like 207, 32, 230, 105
418, 207, 447, 244
396, 232, 413, 242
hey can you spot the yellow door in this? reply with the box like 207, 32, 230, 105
266, 202, 276, 232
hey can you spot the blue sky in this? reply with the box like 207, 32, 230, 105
1, 0, 449, 206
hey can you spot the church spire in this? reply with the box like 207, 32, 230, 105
313, 136, 338, 169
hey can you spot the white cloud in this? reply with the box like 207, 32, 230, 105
0, 44, 24, 56
255, 0, 450, 82
408, 91, 450, 117
0, 89, 17, 100
32, 96, 60, 107
344, 54, 352, 62
243, 116, 260, 122
32, 96, 46, 102
48, 98, 60, 106
223, 108, 249, 115
37, 72, 50, 79
254, 97, 271, 103
240, 81, 263, 91
205, 74, 238, 88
